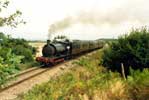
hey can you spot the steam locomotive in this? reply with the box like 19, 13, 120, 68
36, 39, 104, 65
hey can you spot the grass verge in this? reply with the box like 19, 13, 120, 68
20, 50, 149, 100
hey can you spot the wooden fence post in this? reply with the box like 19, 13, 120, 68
121, 63, 126, 80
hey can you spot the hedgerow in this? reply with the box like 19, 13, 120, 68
0, 48, 23, 86
0, 32, 36, 63
0, 32, 36, 86
21, 50, 149, 100
102, 28, 149, 75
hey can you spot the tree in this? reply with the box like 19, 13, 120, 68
54, 35, 68, 39
0, 0, 25, 28
0, 1, 27, 86
101, 28, 149, 75
53, 35, 68, 42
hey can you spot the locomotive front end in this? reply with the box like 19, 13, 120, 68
42, 44, 55, 57
36, 40, 71, 65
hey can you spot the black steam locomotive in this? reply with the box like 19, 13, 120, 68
36, 39, 104, 65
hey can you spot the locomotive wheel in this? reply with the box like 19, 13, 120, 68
43, 63, 53, 67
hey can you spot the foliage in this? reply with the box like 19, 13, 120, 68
12, 45, 34, 63
21, 50, 123, 100
0, 48, 22, 86
0, 0, 32, 87
102, 28, 149, 75
99, 38, 117, 44
127, 68, 149, 99
21, 50, 149, 100
0, 0, 25, 28
53, 35, 69, 42
0, 32, 36, 63
0, 33, 35, 86
54, 35, 68, 40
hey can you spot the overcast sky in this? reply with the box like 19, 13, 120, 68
0, 0, 149, 40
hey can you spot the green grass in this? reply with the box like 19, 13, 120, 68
19, 61, 40, 70
20, 50, 149, 100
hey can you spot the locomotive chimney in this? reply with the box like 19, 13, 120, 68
47, 40, 51, 45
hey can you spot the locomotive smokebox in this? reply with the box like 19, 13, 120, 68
42, 42, 67, 57
42, 44, 55, 57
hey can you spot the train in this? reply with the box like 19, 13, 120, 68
36, 39, 104, 66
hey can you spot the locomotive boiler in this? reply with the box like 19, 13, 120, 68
36, 39, 104, 65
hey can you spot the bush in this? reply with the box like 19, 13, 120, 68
127, 68, 149, 99
21, 50, 129, 100
12, 45, 33, 63
0, 47, 11, 60
0, 33, 36, 63
0, 48, 22, 86
102, 28, 149, 75
0, 32, 35, 86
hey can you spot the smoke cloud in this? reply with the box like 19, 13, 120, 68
48, 0, 149, 38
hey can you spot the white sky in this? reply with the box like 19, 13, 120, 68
0, 0, 149, 40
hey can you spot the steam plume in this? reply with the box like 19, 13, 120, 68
48, 1, 149, 38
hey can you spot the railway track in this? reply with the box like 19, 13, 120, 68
7, 66, 42, 79
0, 50, 99, 100
0, 60, 74, 100
0, 67, 46, 92
0, 61, 70, 94
0, 50, 98, 93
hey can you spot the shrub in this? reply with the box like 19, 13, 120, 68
21, 50, 130, 100
102, 28, 149, 75
12, 45, 33, 63
127, 68, 149, 99
0, 33, 36, 63
0, 48, 22, 86
0, 47, 11, 60
0, 32, 35, 86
